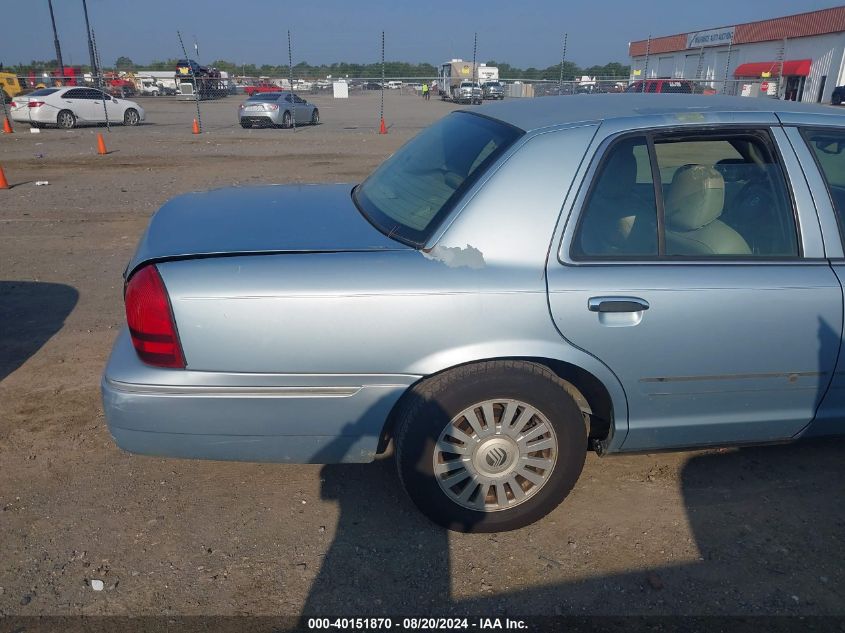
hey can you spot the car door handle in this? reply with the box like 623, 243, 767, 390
588, 297, 650, 313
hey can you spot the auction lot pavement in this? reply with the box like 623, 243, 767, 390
1, 93, 844, 622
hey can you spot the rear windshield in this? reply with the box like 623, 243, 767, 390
486, 82, 501, 87
29, 88, 60, 97
353, 112, 523, 246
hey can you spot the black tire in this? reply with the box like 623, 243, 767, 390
394, 360, 587, 532
310, 108, 319, 125
56, 109, 76, 129
123, 108, 140, 126
240, 120, 252, 129
282, 110, 292, 128
833, 93, 842, 106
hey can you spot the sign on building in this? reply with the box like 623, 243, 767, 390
686, 27, 735, 49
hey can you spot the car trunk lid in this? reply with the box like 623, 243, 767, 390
126, 183, 409, 277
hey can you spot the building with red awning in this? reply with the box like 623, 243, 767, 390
628, 6, 845, 103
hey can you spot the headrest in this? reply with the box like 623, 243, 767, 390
601, 144, 638, 196
665, 164, 725, 231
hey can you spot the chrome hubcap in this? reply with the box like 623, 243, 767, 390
434, 398, 557, 512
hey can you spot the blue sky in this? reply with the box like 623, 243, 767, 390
3, 0, 842, 69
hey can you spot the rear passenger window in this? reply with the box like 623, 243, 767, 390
573, 136, 658, 258
655, 135, 797, 257
572, 131, 799, 260
802, 129, 845, 238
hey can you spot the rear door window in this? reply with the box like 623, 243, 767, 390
572, 130, 799, 260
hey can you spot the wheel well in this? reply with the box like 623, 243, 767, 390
377, 357, 615, 453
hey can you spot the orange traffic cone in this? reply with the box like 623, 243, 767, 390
96, 133, 108, 155
378, 118, 387, 134
192, 118, 200, 134
0, 165, 9, 189
2, 118, 12, 134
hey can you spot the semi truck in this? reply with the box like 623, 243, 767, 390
175, 59, 226, 100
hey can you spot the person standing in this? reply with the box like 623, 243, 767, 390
422, 82, 430, 100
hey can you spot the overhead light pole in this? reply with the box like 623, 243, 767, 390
47, 0, 65, 78
81, 0, 98, 77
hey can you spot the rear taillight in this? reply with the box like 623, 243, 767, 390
28, 101, 45, 108
10, 101, 18, 108
124, 265, 185, 368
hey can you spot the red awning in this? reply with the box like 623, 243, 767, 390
733, 59, 812, 78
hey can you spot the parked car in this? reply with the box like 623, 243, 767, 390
10, 86, 145, 128
243, 81, 282, 96
363, 82, 383, 90
102, 95, 845, 532
832, 85, 845, 105
237, 91, 318, 128
625, 79, 694, 94
482, 81, 505, 100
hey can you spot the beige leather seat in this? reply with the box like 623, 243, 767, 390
664, 164, 751, 256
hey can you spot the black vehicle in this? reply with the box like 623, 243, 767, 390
832, 85, 845, 105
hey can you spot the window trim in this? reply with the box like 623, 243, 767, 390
567, 125, 804, 263
797, 126, 845, 253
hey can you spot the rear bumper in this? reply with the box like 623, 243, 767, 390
101, 328, 418, 463
10, 106, 56, 124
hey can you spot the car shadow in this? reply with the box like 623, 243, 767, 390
0, 281, 78, 382
301, 361, 845, 621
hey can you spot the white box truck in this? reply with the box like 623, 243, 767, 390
438, 60, 496, 103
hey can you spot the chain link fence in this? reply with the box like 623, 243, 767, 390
3, 71, 809, 104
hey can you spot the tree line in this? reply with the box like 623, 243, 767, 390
8, 58, 630, 80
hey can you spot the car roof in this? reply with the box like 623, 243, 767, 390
467, 94, 841, 132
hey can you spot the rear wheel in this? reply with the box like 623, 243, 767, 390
834, 93, 842, 106
394, 360, 587, 532
240, 120, 252, 129
310, 108, 319, 125
123, 108, 140, 126
56, 110, 76, 129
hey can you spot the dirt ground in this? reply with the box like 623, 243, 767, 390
1, 93, 844, 625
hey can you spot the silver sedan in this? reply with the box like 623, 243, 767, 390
104, 94, 845, 532
237, 91, 319, 128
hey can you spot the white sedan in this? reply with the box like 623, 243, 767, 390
9, 86, 145, 129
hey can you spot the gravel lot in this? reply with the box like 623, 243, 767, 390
1, 93, 844, 625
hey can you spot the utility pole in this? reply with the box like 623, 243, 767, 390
81, 0, 98, 77
472, 32, 478, 102
47, 0, 65, 79
558, 33, 568, 94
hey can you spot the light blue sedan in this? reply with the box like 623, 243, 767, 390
103, 94, 845, 532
